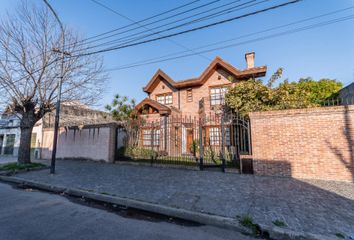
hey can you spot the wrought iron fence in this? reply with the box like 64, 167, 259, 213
116, 112, 251, 172
261, 97, 354, 109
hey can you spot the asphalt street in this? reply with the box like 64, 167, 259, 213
0, 182, 257, 240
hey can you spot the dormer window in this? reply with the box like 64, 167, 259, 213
156, 93, 172, 105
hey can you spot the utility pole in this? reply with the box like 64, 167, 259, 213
42, 0, 67, 174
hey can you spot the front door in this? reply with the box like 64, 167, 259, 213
187, 129, 193, 154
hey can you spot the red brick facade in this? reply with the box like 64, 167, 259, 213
134, 54, 266, 155
137, 54, 267, 119
249, 105, 354, 182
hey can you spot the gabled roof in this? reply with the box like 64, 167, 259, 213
135, 98, 171, 115
142, 69, 177, 93
143, 56, 267, 93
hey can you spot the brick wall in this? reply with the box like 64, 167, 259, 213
249, 105, 354, 182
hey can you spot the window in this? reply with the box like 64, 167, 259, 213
4, 134, 15, 155
209, 127, 220, 145
142, 129, 160, 146
210, 86, 228, 106
142, 129, 151, 146
154, 129, 160, 146
208, 127, 230, 146
156, 93, 172, 105
186, 89, 193, 102
166, 95, 172, 105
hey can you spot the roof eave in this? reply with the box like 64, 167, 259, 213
237, 66, 267, 79
143, 59, 267, 92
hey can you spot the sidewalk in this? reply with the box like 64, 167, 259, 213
0, 155, 17, 164
6, 160, 354, 239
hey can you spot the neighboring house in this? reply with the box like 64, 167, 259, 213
338, 82, 354, 104
134, 52, 267, 155
0, 113, 21, 157
39, 102, 120, 162
0, 112, 41, 158
0, 102, 122, 162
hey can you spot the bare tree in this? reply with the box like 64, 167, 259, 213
0, 1, 106, 164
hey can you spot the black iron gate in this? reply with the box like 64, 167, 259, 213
198, 112, 251, 172
117, 112, 251, 172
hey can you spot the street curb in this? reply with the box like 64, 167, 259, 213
0, 176, 335, 240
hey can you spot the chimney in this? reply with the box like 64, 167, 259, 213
245, 52, 255, 69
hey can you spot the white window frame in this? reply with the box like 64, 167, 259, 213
142, 129, 160, 146
209, 127, 220, 146
142, 129, 151, 146
156, 93, 173, 105
210, 86, 228, 106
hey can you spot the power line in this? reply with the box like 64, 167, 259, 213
89, 0, 211, 61
80, 0, 260, 52
83, 0, 238, 47
75, 0, 204, 46
7, 0, 271, 64
78, 0, 225, 49
0, 0, 280, 84
6, 0, 205, 65
109, 5, 354, 70
71, 0, 302, 57
103, 14, 354, 71
5, 2, 351, 87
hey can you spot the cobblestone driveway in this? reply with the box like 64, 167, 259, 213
14, 160, 354, 237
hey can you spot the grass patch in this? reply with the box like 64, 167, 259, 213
239, 215, 261, 236
335, 233, 345, 239
239, 215, 254, 228
272, 219, 287, 227
0, 162, 46, 172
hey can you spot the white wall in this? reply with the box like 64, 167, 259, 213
41, 126, 116, 162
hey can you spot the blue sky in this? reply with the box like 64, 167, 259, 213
1, 0, 354, 110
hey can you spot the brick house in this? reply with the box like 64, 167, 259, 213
134, 53, 267, 156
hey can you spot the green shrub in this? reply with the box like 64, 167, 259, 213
335, 233, 345, 239
0, 162, 46, 171
190, 140, 199, 157
204, 148, 223, 164
239, 215, 261, 236
239, 215, 254, 228
272, 219, 287, 227
123, 146, 157, 159
116, 147, 127, 157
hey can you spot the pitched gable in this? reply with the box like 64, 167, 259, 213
135, 98, 171, 115
143, 69, 176, 93
143, 57, 266, 93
